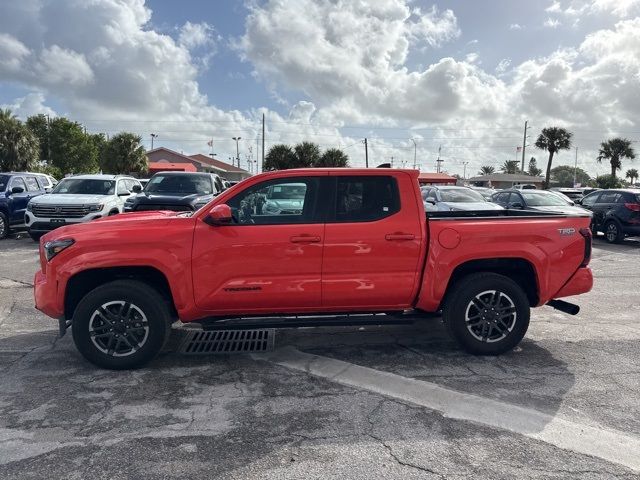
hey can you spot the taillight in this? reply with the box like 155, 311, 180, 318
624, 203, 640, 212
579, 227, 592, 267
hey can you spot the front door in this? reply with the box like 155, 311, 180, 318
192, 176, 324, 314
8, 176, 29, 224
321, 173, 424, 310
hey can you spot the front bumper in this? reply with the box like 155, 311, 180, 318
553, 267, 593, 299
25, 212, 105, 233
34, 268, 64, 319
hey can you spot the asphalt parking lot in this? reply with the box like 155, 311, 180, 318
0, 233, 639, 479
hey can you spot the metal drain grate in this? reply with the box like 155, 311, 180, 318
180, 329, 274, 355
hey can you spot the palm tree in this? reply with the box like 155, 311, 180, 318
478, 165, 495, 175
598, 138, 635, 178
0, 108, 17, 122
626, 168, 639, 185
316, 148, 349, 167
535, 127, 573, 189
500, 160, 520, 174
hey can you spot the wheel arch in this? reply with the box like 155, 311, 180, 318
442, 258, 539, 308
65, 266, 178, 321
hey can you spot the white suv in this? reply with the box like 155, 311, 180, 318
25, 174, 141, 241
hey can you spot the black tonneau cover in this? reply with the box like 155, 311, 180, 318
427, 209, 592, 220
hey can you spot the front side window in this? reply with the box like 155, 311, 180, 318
227, 178, 319, 225
581, 192, 600, 206
52, 179, 115, 195
24, 176, 40, 192
117, 180, 130, 195
333, 176, 400, 222
10, 177, 26, 191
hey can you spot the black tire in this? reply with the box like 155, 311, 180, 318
72, 280, 171, 370
29, 231, 43, 242
603, 219, 624, 244
108, 209, 119, 216
443, 272, 530, 355
0, 212, 9, 239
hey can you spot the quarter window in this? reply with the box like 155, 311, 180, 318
226, 178, 320, 225
332, 176, 400, 222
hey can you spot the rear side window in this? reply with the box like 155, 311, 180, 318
35, 176, 49, 189
10, 177, 26, 191
24, 176, 40, 192
597, 191, 621, 204
332, 176, 400, 222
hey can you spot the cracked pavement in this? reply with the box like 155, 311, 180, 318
0, 233, 639, 479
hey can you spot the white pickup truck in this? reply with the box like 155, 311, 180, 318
25, 174, 141, 241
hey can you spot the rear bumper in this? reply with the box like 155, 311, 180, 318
621, 224, 640, 236
553, 267, 593, 299
34, 269, 63, 319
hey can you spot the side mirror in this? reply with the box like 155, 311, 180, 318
574, 199, 582, 205
205, 204, 233, 226
132, 184, 142, 193
118, 190, 131, 197
10, 186, 24, 194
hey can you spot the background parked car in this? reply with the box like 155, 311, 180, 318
492, 189, 590, 215
578, 189, 640, 243
0, 172, 48, 239
421, 186, 504, 212
551, 187, 584, 202
124, 172, 224, 213
513, 184, 537, 190
469, 186, 497, 200
25, 174, 141, 241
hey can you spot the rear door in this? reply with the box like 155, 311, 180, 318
321, 173, 423, 309
192, 176, 325, 313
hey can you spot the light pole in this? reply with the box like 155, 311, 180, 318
232, 136, 241, 168
463, 161, 469, 180
150, 133, 158, 150
410, 138, 417, 169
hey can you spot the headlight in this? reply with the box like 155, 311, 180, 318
44, 238, 75, 261
87, 204, 104, 212
27, 203, 33, 212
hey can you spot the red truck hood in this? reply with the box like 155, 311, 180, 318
41, 211, 185, 242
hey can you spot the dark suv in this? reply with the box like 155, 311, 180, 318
0, 172, 48, 239
579, 189, 640, 243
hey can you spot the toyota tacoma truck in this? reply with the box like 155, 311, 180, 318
34, 169, 593, 369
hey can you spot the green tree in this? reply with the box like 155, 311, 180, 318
478, 165, 495, 175
595, 174, 623, 189
293, 141, 321, 168
500, 160, 520, 174
0, 113, 39, 171
264, 144, 298, 171
527, 157, 542, 177
100, 132, 147, 175
48, 117, 100, 174
550, 165, 591, 187
597, 138, 635, 178
626, 168, 638, 185
316, 148, 349, 167
26, 114, 50, 163
535, 127, 573, 189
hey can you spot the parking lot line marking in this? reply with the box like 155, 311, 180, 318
253, 346, 640, 473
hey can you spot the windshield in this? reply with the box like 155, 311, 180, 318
439, 188, 486, 203
521, 191, 570, 206
52, 178, 115, 195
0, 175, 8, 192
267, 184, 306, 200
145, 174, 212, 195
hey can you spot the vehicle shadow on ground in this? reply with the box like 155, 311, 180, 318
592, 234, 640, 251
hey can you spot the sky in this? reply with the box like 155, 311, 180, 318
1, 0, 640, 177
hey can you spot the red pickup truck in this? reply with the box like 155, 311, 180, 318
34, 169, 593, 369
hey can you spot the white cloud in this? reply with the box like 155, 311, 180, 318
0, 92, 56, 118
0, 33, 30, 72
509, 23, 523, 30
544, 18, 562, 28
465, 52, 480, 64
545, 0, 640, 17
495, 58, 512, 75
179, 21, 215, 49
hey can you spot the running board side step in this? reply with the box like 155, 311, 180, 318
196, 312, 436, 331
546, 299, 580, 315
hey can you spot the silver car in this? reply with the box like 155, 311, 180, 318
421, 186, 504, 212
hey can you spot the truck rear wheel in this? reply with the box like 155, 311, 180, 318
443, 273, 530, 355
71, 280, 171, 369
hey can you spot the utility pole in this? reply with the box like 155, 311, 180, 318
46, 114, 51, 164
232, 136, 241, 168
573, 146, 578, 187
410, 138, 417, 169
364, 138, 369, 168
390, 156, 394, 168
261, 113, 265, 172
150, 133, 157, 150
521, 120, 528, 173
463, 161, 469, 180
436, 145, 443, 173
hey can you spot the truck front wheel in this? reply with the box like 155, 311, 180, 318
71, 280, 171, 369
443, 273, 530, 355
